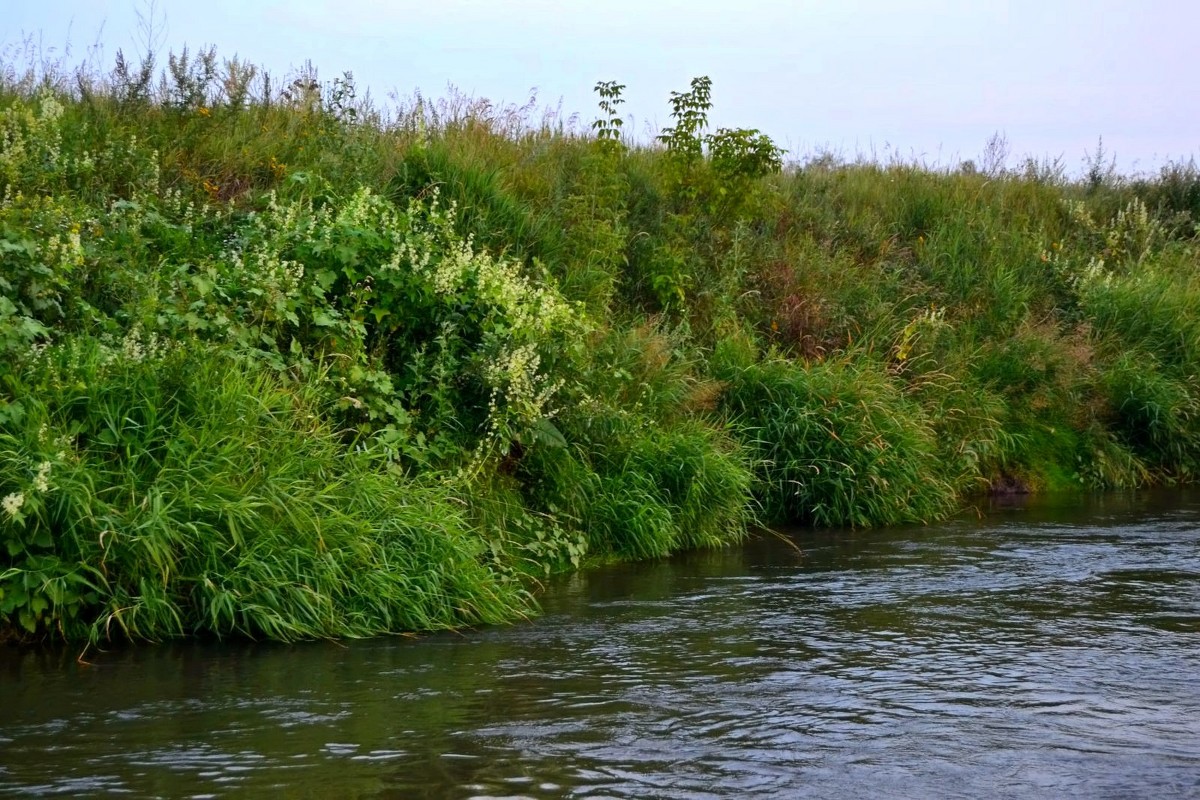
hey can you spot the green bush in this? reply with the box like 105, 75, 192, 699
517, 411, 752, 560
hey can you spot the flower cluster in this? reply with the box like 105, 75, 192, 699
93, 323, 171, 368
169, 182, 590, 462
1047, 198, 1166, 299
382, 192, 587, 449
0, 92, 65, 188
41, 222, 85, 271
1, 491, 24, 520
223, 240, 307, 324
1, 422, 73, 526
482, 342, 566, 438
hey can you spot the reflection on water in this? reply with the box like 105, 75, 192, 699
3, 490, 1200, 798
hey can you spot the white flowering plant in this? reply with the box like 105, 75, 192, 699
1049, 198, 1165, 294
0, 94, 165, 429
0, 90, 159, 201
0, 192, 94, 427
156, 183, 590, 465
0, 406, 99, 637
0, 93, 66, 192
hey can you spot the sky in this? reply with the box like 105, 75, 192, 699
4, 0, 1197, 174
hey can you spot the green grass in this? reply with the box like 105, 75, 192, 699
718, 354, 957, 527
3, 45, 1200, 642
2, 342, 527, 643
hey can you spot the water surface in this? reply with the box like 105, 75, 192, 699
3, 490, 1199, 798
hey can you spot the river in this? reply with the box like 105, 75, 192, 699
3, 490, 1199, 798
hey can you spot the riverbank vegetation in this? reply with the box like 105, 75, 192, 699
3, 46, 1199, 643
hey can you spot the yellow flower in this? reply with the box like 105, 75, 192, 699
198, 106, 211, 117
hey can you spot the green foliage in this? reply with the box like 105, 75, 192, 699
162, 186, 588, 461
545, 80, 630, 310
655, 75, 783, 216
591, 80, 626, 156
1101, 352, 1200, 476
3, 45, 1200, 643
709, 128, 784, 181
517, 412, 752, 560
509, 320, 754, 561
641, 77, 784, 310
1, 342, 527, 642
1129, 158, 1200, 237
719, 356, 957, 527
657, 76, 712, 178
706, 126, 784, 219
1081, 267, 1200, 371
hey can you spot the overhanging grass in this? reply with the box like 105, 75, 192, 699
1, 342, 528, 642
719, 355, 957, 527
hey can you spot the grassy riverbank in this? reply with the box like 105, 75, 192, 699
3, 49, 1199, 643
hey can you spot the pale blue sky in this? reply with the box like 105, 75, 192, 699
5, 1, 1196, 173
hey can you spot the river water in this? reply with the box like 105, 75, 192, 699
3, 490, 1200, 798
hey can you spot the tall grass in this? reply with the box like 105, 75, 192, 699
718, 354, 956, 527
3, 44, 1200, 642
1, 341, 526, 642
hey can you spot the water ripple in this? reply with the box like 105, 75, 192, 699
2, 492, 1200, 798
